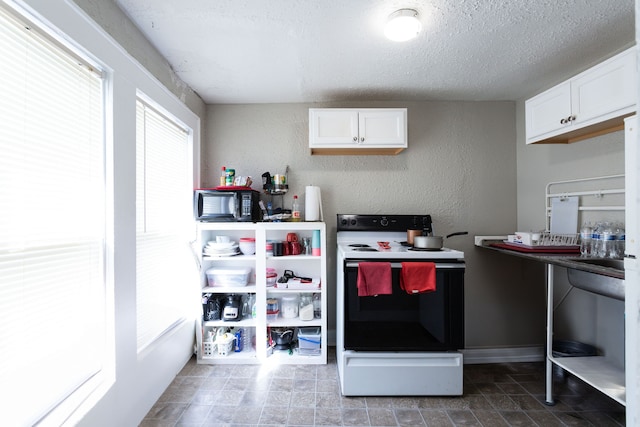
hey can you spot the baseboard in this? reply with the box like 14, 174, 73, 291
461, 346, 545, 364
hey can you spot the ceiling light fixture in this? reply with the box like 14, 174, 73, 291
384, 9, 421, 42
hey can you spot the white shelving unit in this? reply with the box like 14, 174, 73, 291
195, 222, 327, 365
543, 175, 626, 406
545, 264, 626, 406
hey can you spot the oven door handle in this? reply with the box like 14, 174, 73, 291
345, 261, 465, 269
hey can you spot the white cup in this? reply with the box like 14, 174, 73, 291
216, 235, 230, 243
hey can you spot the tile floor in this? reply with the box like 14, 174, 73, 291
141, 349, 625, 426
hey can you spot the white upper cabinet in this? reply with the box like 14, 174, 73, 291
526, 47, 637, 144
309, 108, 407, 154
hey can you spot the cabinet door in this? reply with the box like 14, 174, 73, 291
358, 109, 407, 147
525, 81, 572, 144
309, 109, 359, 146
572, 48, 636, 127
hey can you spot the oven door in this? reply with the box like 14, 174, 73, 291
343, 260, 464, 351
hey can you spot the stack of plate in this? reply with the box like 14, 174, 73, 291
203, 240, 239, 257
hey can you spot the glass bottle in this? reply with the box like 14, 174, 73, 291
292, 195, 301, 222
219, 166, 226, 187
299, 293, 314, 320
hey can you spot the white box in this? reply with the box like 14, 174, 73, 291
513, 232, 540, 246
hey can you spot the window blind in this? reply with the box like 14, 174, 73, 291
0, 5, 105, 426
136, 99, 193, 352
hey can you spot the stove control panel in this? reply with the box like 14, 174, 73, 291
337, 214, 433, 233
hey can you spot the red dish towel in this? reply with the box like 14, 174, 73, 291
400, 262, 436, 294
357, 262, 392, 296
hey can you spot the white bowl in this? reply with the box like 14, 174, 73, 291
239, 241, 256, 255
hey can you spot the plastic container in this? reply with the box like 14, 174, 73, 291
238, 237, 256, 255
225, 168, 235, 186
215, 333, 236, 356
267, 298, 279, 321
206, 267, 251, 287
203, 341, 216, 357
266, 268, 277, 287
299, 294, 314, 321
298, 327, 321, 355
281, 294, 299, 319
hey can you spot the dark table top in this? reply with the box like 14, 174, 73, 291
476, 240, 624, 280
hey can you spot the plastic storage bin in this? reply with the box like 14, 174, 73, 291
215, 334, 236, 356
298, 327, 321, 355
206, 267, 251, 287
203, 341, 216, 357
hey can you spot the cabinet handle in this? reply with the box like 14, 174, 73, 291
353, 136, 358, 142
560, 115, 574, 125
360, 137, 365, 143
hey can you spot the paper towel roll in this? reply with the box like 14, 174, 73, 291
305, 186, 323, 221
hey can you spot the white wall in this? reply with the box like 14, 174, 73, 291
9, 0, 206, 425
204, 101, 548, 350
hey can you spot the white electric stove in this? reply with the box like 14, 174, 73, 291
336, 214, 466, 396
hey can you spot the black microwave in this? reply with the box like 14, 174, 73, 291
194, 189, 262, 222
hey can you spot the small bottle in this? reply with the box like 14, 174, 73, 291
292, 195, 301, 222
220, 166, 226, 187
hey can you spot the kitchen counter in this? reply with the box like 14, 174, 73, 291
475, 238, 624, 280
476, 236, 626, 406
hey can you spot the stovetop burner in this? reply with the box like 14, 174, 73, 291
408, 247, 443, 252
336, 214, 465, 260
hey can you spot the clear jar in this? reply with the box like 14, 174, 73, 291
280, 294, 299, 319
299, 293, 314, 321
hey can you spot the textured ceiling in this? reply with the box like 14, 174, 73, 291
114, 0, 635, 104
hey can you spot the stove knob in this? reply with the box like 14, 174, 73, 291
340, 218, 348, 226
350, 219, 357, 226
380, 218, 389, 227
